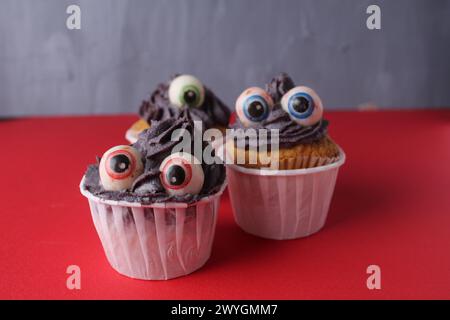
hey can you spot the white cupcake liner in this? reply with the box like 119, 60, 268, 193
80, 177, 226, 280
225, 148, 346, 240
125, 128, 138, 144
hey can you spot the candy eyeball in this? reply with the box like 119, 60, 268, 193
281, 86, 323, 126
235, 87, 274, 126
168, 74, 205, 108
159, 152, 204, 196
99, 145, 144, 191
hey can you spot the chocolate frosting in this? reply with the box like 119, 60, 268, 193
83, 111, 226, 203
139, 75, 231, 129
231, 73, 328, 148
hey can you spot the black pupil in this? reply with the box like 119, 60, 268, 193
292, 97, 310, 113
248, 101, 266, 119
166, 165, 186, 186
184, 90, 197, 105
110, 154, 130, 173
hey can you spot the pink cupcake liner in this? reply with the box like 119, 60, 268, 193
225, 149, 345, 240
80, 177, 226, 280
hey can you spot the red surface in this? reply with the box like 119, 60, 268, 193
0, 110, 449, 299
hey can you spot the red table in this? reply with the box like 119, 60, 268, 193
0, 110, 449, 299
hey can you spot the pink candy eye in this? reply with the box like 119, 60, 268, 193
159, 152, 204, 196
235, 87, 274, 126
99, 145, 144, 191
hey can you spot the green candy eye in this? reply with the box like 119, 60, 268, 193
169, 74, 205, 108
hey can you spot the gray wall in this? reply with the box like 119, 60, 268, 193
0, 0, 449, 117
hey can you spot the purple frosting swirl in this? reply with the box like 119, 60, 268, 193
231, 73, 328, 148
139, 75, 230, 129
83, 111, 226, 203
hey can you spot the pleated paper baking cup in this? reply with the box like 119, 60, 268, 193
225, 149, 345, 240
125, 119, 151, 144
125, 129, 138, 144
80, 177, 225, 280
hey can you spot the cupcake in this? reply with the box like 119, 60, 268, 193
223, 73, 345, 239
126, 74, 231, 143
80, 112, 226, 280
228, 73, 340, 169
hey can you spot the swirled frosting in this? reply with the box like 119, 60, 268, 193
83, 111, 226, 203
139, 75, 231, 129
231, 73, 329, 148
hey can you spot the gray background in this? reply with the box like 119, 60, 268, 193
0, 0, 449, 117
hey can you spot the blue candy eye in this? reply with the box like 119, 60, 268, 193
236, 87, 274, 126
287, 92, 314, 119
243, 95, 270, 122
281, 86, 323, 126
